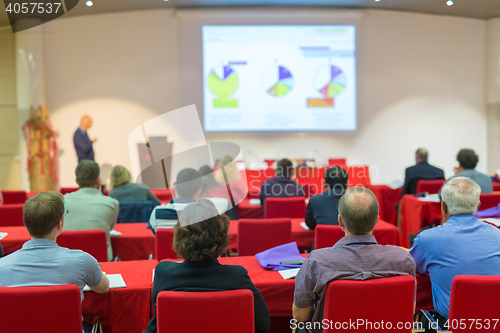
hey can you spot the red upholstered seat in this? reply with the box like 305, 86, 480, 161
156, 289, 254, 333
328, 158, 346, 166
324, 275, 415, 332
478, 193, 500, 210
449, 275, 500, 332
155, 228, 176, 261
416, 179, 446, 194
60, 187, 79, 195
57, 229, 108, 262
264, 197, 306, 219
237, 218, 292, 256
0, 284, 83, 333
315, 224, 345, 250
0, 203, 24, 227
150, 189, 172, 203
1, 190, 27, 204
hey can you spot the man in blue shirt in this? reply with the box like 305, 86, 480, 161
259, 158, 305, 216
73, 115, 96, 162
410, 177, 500, 325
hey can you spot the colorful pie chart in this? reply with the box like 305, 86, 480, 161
262, 65, 293, 97
315, 65, 346, 98
208, 65, 238, 98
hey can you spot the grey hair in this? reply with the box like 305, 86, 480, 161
338, 187, 379, 235
441, 177, 481, 215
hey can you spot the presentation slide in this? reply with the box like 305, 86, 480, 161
202, 25, 357, 132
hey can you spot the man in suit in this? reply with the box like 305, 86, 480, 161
402, 148, 445, 195
305, 166, 347, 229
73, 115, 97, 162
260, 158, 305, 216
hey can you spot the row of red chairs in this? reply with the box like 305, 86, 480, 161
1, 274, 497, 333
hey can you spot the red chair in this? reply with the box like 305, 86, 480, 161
0, 284, 83, 333
237, 218, 292, 256
324, 275, 415, 333
156, 289, 254, 333
416, 179, 446, 194
264, 197, 306, 219
150, 189, 172, 203
328, 158, 346, 166
60, 187, 79, 195
449, 275, 500, 332
155, 228, 176, 261
1, 190, 27, 204
57, 229, 108, 262
493, 182, 500, 192
264, 159, 275, 167
0, 203, 24, 227
315, 225, 345, 250
479, 193, 500, 210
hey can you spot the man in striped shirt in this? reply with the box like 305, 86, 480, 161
293, 187, 416, 333
63, 160, 119, 261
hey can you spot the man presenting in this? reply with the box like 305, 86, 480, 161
74, 115, 97, 162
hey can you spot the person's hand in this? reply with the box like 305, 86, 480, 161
291, 173, 297, 182
91, 138, 98, 143
454, 166, 463, 175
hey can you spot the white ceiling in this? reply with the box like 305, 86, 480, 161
1, 0, 499, 31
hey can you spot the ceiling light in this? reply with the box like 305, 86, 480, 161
447, 0, 453, 6
86, 0, 93, 6
375, 0, 380, 2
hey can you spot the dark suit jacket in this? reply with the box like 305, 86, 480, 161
259, 176, 305, 216
305, 189, 344, 230
73, 128, 94, 162
144, 260, 271, 333
402, 161, 445, 195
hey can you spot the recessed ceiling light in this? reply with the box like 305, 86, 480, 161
375, 0, 380, 2
86, 0, 93, 6
447, 0, 454, 6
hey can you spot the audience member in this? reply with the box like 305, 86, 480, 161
305, 166, 348, 229
143, 199, 270, 333
149, 168, 202, 232
260, 158, 305, 215
410, 177, 500, 327
448, 148, 492, 193
108, 165, 161, 205
402, 148, 445, 195
64, 160, 119, 261
293, 187, 416, 333
196, 165, 229, 199
0, 191, 109, 333
215, 155, 247, 203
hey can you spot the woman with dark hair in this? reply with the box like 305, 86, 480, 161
143, 199, 270, 333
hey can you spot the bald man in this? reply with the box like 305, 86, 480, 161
73, 115, 97, 162
401, 148, 445, 195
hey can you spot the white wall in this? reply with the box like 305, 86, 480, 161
43, 8, 487, 187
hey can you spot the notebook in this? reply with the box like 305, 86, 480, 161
84, 274, 126, 291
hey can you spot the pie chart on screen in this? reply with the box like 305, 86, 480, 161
262, 64, 293, 97
315, 65, 346, 98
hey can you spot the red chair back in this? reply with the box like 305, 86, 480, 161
0, 284, 82, 333
237, 218, 292, 256
1, 190, 27, 204
60, 187, 79, 195
155, 228, 176, 261
493, 182, 500, 192
315, 225, 345, 250
449, 275, 500, 332
328, 158, 346, 166
324, 275, 415, 332
150, 189, 172, 203
0, 203, 24, 227
57, 230, 108, 262
416, 179, 446, 194
264, 197, 306, 219
479, 193, 500, 210
156, 290, 254, 333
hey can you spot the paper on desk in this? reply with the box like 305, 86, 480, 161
249, 199, 261, 205
110, 230, 122, 237
300, 222, 309, 230
84, 274, 126, 291
387, 180, 404, 190
418, 194, 441, 202
0, 232, 8, 240
279, 268, 300, 280
479, 218, 500, 228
